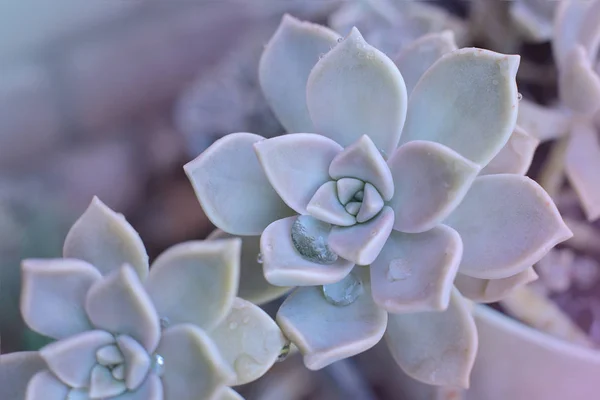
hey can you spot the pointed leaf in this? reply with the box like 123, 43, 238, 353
63, 197, 149, 279
21, 259, 100, 340
565, 121, 600, 221
216, 387, 244, 400
157, 324, 235, 400
455, 268, 538, 303
261, 217, 354, 286
517, 99, 570, 141
116, 335, 151, 390
559, 46, 600, 115
399, 48, 520, 166
307, 181, 356, 226
329, 206, 395, 265
26, 370, 70, 400
445, 175, 573, 279
393, 30, 457, 94
112, 374, 163, 400
480, 125, 539, 175
277, 273, 387, 370
336, 178, 364, 204
208, 229, 291, 305
385, 289, 477, 388
387, 141, 479, 233
370, 226, 462, 313
96, 345, 124, 366
254, 133, 342, 215
184, 132, 292, 235
307, 28, 408, 156
40, 330, 114, 388
89, 365, 127, 398
145, 239, 240, 331
328, 135, 394, 201
85, 265, 160, 352
259, 14, 340, 133
210, 298, 287, 385
0, 352, 46, 400
356, 183, 384, 223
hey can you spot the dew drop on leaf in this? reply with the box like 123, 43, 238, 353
387, 258, 412, 281
322, 272, 363, 306
291, 215, 338, 264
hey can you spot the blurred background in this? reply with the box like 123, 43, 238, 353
1, 1, 599, 399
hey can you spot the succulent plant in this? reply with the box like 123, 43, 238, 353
517, 0, 600, 220
0, 197, 287, 400
185, 15, 572, 387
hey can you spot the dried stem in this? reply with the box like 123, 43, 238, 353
500, 285, 595, 348
538, 137, 569, 199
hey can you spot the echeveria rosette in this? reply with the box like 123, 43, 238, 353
0, 198, 287, 400
184, 15, 572, 387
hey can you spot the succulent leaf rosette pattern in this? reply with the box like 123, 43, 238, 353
185, 16, 572, 387
0, 198, 286, 400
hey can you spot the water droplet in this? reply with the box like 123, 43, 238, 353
151, 354, 165, 376
387, 258, 412, 281
160, 317, 170, 330
379, 148, 388, 159
337, 37, 343, 43
229, 321, 238, 330
291, 216, 338, 264
257, 252, 263, 264
492, 79, 498, 85
277, 342, 291, 362
242, 315, 250, 324
322, 273, 363, 306
517, 93, 523, 101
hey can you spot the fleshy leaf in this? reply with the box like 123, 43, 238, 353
21, 259, 100, 339
565, 121, 600, 221
329, 206, 395, 265
184, 132, 292, 235
96, 345, 124, 366
112, 374, 163, 400
40, 330, 115, 388
370, 226, 462, 313
261, 217, 354, 286
0, 352, 46, 400
307, 181, 356, 226
258, 14, 340, 133
552, 0, 591, 67
255, 133, 342, 215
210, 298, 287, 385
445, 175, 573, 279
385, 289, 477, 388
328, 135, 394, 201
157, 324, 235, 400
399, 48, 520, 166
26, 370, 70, 400
455, 267, 538, 303
216, 387, 244, 400
116, 335, 151, 390
559, 46, 600, 115
89, 365, 127, 398
145, 239, 240, 331
63, 197, 149, 279
208, 230, 291, 305
517, 99, 571, 141
336, 178, 364, 205
393, 30, 457, 94
277, 273, 388, 370
387, 141, 479, 233
356, 183, 384, 223
480, 125, 539, 175
307, 28, 408, 156
85, 265, 160, 352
